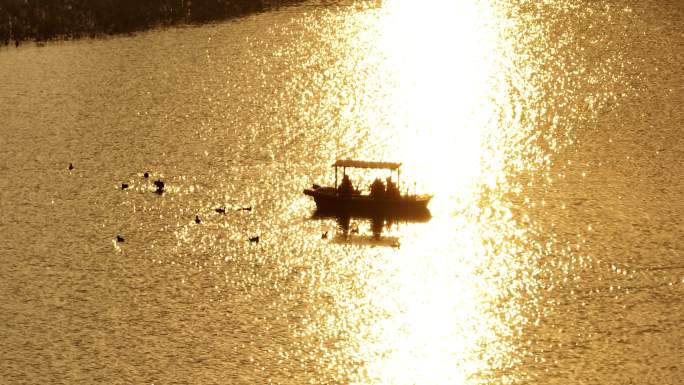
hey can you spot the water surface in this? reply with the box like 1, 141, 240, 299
0, 1, 682, 384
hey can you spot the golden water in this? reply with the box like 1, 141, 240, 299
0, 1, 682, 383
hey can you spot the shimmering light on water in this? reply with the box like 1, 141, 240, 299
300, 2, 534, 383
0, 1, 682, 384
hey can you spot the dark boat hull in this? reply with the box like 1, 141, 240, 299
303, 188, 431, 217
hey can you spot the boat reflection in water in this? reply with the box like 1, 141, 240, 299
311, 209, 431, 247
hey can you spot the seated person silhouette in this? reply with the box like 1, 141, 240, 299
370, 178, 385, 199
338, 174, 354, 196
385, 177, 400, 199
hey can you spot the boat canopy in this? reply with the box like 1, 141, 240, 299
333, 159, 401, 170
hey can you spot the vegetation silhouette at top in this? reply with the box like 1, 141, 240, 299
0, 0, 303, 45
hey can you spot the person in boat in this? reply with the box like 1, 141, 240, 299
370, 178, 385, 199
385, 177, 400, 199
338, 174, 354, 196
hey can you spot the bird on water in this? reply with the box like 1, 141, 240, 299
195, 215, 201, 224
154, 179, 164, 194
116, 235, 125, 243
121, 183, 129, 190
68, 163, 74, 170
215, 207, 226, 214
249, 236, 259, 243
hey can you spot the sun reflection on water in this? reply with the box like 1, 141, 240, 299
378, 1, 499, 196
332, 0, 513, 212
294, 1, 548, 384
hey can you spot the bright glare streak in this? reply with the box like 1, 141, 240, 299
377, 0, 501, 203
337, 2, 520, 385
294, 2, 533, 384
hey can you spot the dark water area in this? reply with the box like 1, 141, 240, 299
0, 1, 682, 384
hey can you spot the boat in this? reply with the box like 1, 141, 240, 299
303, 159, 432, 216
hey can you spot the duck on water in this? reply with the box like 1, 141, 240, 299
303, 159, 432, 217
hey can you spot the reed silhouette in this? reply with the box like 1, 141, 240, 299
0, 0, 302, 45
